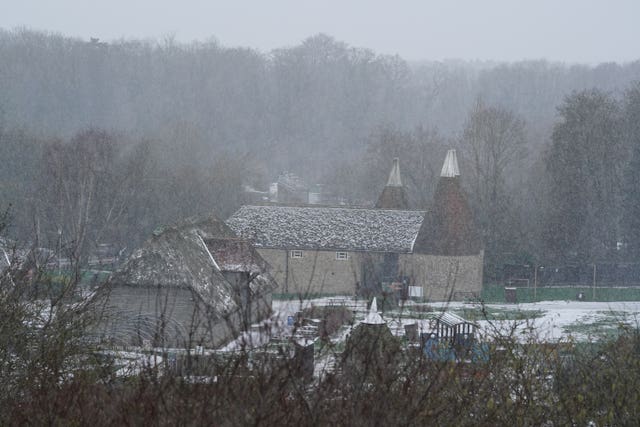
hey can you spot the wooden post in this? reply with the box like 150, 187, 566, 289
285, 249, 289, 293
533, 264, 537, 302
592, 263, 596, 300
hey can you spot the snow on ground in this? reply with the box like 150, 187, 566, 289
421, 300, 640, 342
491, 300, 640, 341
100, 350, 164, 376
273, 298, 640, 343
220, 297, 640, 354
104, 298, 640, 382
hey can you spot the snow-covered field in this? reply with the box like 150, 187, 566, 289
104, 298, 640, 380
467, 300, 640, 341
110, 297, 640, 366
267, 297, 640, 344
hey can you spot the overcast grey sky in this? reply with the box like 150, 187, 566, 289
1, 0, 639, 63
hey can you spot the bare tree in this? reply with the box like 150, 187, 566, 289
461, 100, 527, 275
37, 129, 148, 262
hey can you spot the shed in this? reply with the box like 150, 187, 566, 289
98, 214, 275, 349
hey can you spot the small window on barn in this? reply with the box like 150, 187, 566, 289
336, 251, 348, 261
290, 250, 303, 259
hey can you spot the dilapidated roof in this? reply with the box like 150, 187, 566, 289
205, 237, 278, 296
107, 214, 240, 318
205, 238, 266, 274
226, 205, 425, 253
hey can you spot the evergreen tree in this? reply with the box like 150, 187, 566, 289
543, 90, 623, 261
621, 83, 640, 259
460, 100, 527, 278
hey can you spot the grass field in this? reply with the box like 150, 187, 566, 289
481, 284, 640, 303
273, 286, 640, 304
45, 269, 111, 286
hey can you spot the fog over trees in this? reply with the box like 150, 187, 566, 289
4, 21, 640, 425
2, 28, 640, 278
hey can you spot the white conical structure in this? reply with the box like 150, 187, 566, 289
362, 297, 385, 325
386, 158, 403, 187
440, 149, 460, 178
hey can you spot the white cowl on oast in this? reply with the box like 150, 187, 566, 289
440, 149, 460, 178
362, 297, 386, 325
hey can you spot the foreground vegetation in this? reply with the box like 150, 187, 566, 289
2, 267, 640, 425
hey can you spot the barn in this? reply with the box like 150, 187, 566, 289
226, 150, 483, 301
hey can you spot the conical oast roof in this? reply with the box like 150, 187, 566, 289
413, 150, 482, 256
375, 158, 410, 209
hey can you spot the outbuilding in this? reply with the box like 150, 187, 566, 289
98, 214, 276, 349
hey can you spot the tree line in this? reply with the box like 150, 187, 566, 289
346, 85, 640, 281
1, 29, 640, 277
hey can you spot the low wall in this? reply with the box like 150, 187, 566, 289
399, 251, 484, 301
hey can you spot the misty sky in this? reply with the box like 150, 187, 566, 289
2, 0, 639, 63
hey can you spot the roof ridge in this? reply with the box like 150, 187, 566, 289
239, 204, 425, 214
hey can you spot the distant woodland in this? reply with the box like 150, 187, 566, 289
2, 29, 640, 279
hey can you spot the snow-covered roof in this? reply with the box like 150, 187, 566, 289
227, 205, 425, 253
205, 237, 278, 296
205, 238, 266, 274
107, 214, 241, 318
435, 311, 476, 327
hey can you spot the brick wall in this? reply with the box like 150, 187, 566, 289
256, 247, 483, 301
257, 248, 365, 295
